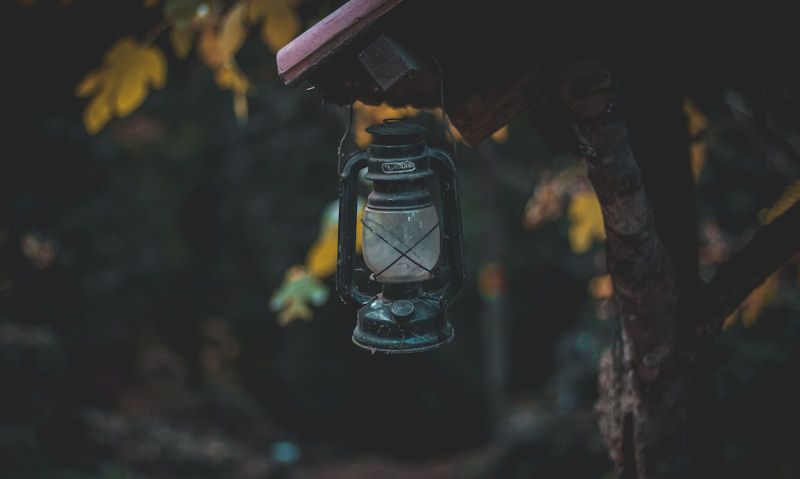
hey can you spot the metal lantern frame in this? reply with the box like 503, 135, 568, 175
336, 121, 465, 354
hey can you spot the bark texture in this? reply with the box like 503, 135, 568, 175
558, 61, 800, 478
580, 117, 689, 478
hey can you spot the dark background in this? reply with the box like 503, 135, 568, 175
2, 2, 800, 478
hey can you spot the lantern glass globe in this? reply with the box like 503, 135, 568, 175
362, 205, 440, 283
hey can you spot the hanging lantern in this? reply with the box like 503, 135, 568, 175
337, 121, 465, 354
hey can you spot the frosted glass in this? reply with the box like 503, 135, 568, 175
362, 205, 441, 283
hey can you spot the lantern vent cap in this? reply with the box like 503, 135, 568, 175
366, 120, 426, 145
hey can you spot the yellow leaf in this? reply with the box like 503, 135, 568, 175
270, 265, 329, 326
567, 190, 605, 254
75, 71, 102, 98
689, 142, 706, 183
108, 43, 166, 116
214, 63, 250, 93
522, 167, 584, 230
198, 26, 224, 67
491, 126, 509, 143
306, 205, 363, 278
170, 25, 195, 59
447, 123, 464, 143
75, 37, 166, 133
277, 298, 313, 325
269, 198, 368, 324
144, 0, 161, 7
758, 181, 800, 225
721, 312, 738, 330
353, 101, 421, 148
220, 3, 247, 61
83, 90, 113, 135
589, 274, 613, 299
683, 98, 708, 135
724, 272, 781, 329
306, 225, 337, 278
430, 109, 464, 143
247, 0, 269, 22
355, 207, 363, 253
523, 183, 561, 229
213, 63, 251, 123
683, 98, 708, 182
197, 4, 246, 68
260, 0, 300, 52
116, 79, 149, 116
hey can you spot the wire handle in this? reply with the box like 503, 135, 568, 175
427, 53, 458, 159
337, 100, 355, 174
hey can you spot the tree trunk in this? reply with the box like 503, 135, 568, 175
557, 60, 800, 478
582, 113, 691, 479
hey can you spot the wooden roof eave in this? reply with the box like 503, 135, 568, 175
276, 0, 405, 88
276, 0, 552, 146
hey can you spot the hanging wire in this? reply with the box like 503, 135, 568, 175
427, 53, 458, 158
337, 100, 355, 174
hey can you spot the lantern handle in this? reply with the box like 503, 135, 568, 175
428, 147, 465, 304
336, 151, 372, 306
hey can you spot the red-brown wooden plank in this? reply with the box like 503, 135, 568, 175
276, 0, 404, 86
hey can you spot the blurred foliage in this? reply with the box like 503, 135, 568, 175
268, 200, 361, 324
76, 37, 167, 133
759, 180, 800, 224
566, 191, 604, 254
685, 97, 709, 182
270, 266, 328, 325
352, 101, 509, 149
68, 0, 302, 132
724, 271, 782, 329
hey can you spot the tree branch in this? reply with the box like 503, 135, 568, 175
696, 201, 800, 338
561, 61, 680, 380
561, 60, 693, 478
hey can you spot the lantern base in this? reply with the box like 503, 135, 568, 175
352, 295, 454, 354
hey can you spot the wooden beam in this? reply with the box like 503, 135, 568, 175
276, 0, 404, 86
276, 0, 553, 145
449, 64, 547, 146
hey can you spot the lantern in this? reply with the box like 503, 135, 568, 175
337, 121, 464, 354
